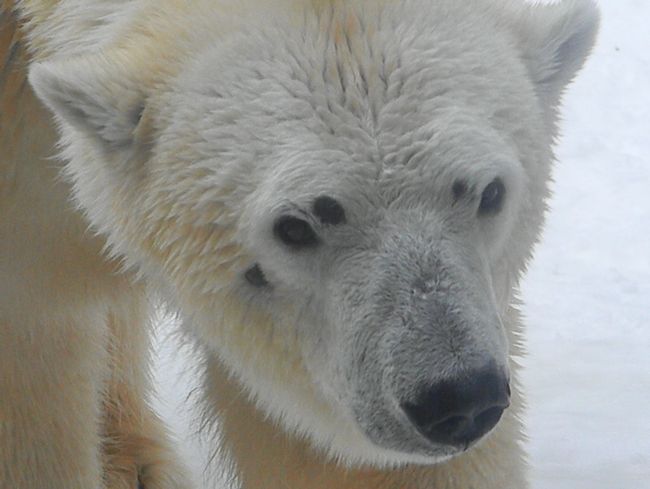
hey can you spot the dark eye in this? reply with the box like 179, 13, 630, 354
478, 178, 506, 215
274, 216, 318, 248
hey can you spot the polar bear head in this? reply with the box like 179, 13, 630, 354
30, 0, 598, 467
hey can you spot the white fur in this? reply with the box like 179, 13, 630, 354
6, 0, 600, 487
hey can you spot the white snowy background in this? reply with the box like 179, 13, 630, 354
152, 1, 650, 487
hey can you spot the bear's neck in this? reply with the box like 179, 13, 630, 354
203, 355, 524, 489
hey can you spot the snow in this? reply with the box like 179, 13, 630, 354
520, 0, 650, 487
152, 1, 650, 487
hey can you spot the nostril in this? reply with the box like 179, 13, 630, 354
431, 415, 472, 438
474, 406, 506, 435
401, 364, 509, 447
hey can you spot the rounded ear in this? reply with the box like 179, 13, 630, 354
515, 0, 600, 107
29, 52, 146, 152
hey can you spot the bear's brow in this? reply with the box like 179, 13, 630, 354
452, 180, 468, 202
312, 196, 346, 225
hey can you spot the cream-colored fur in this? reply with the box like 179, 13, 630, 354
204, 315, 527, 489
3, 0, 598, 488
0, 3, 188, 488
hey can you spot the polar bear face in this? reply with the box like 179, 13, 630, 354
30, 0, 598, 467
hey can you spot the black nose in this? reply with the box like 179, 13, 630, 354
401, 365, 510, 447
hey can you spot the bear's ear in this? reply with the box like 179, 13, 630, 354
29, 52, 146, 152
517, 0, 600, 107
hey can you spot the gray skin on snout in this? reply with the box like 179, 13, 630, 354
324, 211, 510, 458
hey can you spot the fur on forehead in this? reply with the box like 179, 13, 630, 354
162, 0, 534, 203
29, 0, 598, 173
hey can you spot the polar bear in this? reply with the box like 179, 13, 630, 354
1, 0, 598, 488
